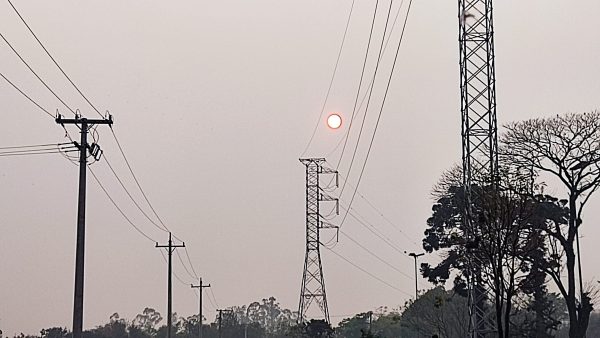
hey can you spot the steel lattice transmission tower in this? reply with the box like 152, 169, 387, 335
458, 0, 498, 336
298, 158, 339, 324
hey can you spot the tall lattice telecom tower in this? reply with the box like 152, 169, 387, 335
298, 158, 339, 324
459, 0, 498, 336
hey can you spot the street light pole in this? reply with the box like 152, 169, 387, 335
405, 251, 424, 299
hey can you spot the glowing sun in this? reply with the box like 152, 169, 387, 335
327, 113, 342, 129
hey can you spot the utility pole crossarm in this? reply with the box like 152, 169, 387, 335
55, 114, 113, 126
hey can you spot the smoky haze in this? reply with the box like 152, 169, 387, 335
0, 0, 599, 335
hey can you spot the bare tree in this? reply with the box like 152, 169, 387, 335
500, 111, 600, 338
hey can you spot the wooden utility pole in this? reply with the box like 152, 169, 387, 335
156, 232, 185, 338
56, 114, 113, 338
191, 278, 211, 338
217, 309, 232, 338
218, 309, 223, 338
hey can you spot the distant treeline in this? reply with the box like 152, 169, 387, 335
8, 292, 600, 338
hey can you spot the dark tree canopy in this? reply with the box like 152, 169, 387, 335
422, 164, 570, 338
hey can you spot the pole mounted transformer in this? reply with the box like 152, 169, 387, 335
458, 0, 498, 336
298, 158, 339, 324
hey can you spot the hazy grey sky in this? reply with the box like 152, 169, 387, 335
1, 0, 599, 335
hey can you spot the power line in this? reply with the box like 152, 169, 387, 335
339, 230, 413, 280
7, 0, 190, 249
326, 0, 407, 161
204, 288, 217, 309
335, 0, 381, 170
106, 132, 201, 279
339, 0, 414, 229
0, 144, 76, 155
209, 287, 220, 309
0, 150, 72, 157
334, 170, 420, 248
176, 249, 197, 280
5, 4, 215, 316
159, 249, 192, 286
301, 0, 356, 156
6, 1, 211, 309
88, 166, 156, 243
7, 0, 105, 119
108, 129, 199, 277
338, 0, 394, 197
184, 247, 200, 279
7, 0, 204, 275
103, 152, 202, 283
0, 142, 71, 150
326, 247, 411, 296
0, 71, 54, 118
102, 154, 169, 234
109, 128, 171, 233
339, 202, 407, 258
0, 143, 78, 157
0, 31, 76, 116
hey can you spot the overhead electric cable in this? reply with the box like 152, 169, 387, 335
7, 2, 212, 297
339, 0, 414, 229
0, 143, 77, 157
326, 247, 411, 296
209, 287, 220, 308
0, 150, 73, 157
0, 32, 76, 116
340, 203, 407, 257
301, 0, 356, 156
0, 144, 75, 154
176, 249, 197, 280
109, 128, 171, 233
103, 154, 169, 234
159, 249, 193, 286
335, 0, 380, 169
8, 0, 211, 299
184, 247, 200, 279
7, 0, 105, 119
204, 288, 217, 309
192, 288, 212, 314
0, 147, 74, 155
109, 132, 192, 247
88, 166, 157, 243
105, 153, 202, 279
340, 230, 413, 280
326, 0, 407, 160
0, 142, 71, 150
338, 0, 394, 197
0, 71, 55, 118
333, 170, 420, 248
